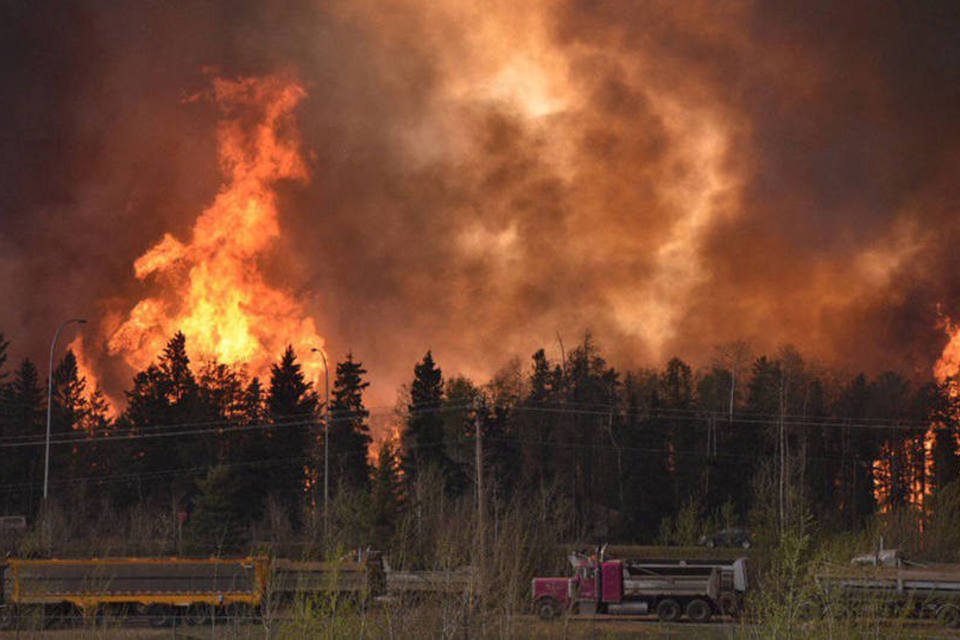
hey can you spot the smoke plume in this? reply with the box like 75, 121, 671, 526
1, 0, 958, 405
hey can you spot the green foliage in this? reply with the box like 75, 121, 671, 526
328, 353, 372, 494
401, 351, 461, 495
265, 345, 318, 526
186, 464, 248, 552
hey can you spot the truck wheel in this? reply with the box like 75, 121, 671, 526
146, 605, 174, 628
656, 599, 681, 622
184, 605, 210, 626
719, 594, 741, 618
938, 604, 960, 628
796, 600, 822, 621
536, 597, 560, 620
686, 599, 712, 623
0, 606, 15, 630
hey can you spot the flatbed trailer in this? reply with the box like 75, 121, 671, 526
815, 562, 960, 627
0, 557, 267, 627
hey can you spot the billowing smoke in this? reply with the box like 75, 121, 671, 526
2, 0, 959, 405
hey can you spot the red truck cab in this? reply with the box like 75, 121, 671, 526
533, 551, 747, 622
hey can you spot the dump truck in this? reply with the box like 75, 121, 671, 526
532, 549, 749, 622
812, 549, 960, 628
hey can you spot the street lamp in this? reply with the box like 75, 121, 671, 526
311, 347, 330, 538
44, 318, 87, 501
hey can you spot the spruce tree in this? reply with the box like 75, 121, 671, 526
187, 465, 247, 552
371, 441, 401, 545
400, 351, 451, 488
6, 359, 44, 514
328, 353, 372, 494
265, 346, 317, 525
122, 332, 202, 505
50, 351, 89, 489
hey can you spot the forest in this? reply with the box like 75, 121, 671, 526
1, 328, 957, 567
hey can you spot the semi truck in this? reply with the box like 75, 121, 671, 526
532, 549, 749, 622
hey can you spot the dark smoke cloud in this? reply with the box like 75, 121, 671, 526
1, 0, 958, 406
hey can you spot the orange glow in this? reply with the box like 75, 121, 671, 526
66, 335, 117, 419
873, 313, 960, 513
107, 75, 326, 383
934, 313, 960, 397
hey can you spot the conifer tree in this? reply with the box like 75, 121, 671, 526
371, 441, 401, 544
121, 332, 202, 504
401, 351, 452, 489
6, 359, 44, 514
328, 353, 372, 493
187, 465, 247, 552
265, 346, 317, 525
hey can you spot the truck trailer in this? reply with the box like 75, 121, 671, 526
812, 550, 960, 628
532, 549, 748, 622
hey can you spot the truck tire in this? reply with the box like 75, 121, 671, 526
719, 594, 741, 618
656, 599, 681, 622
146, 605, 174, 628
0, 606, 14, 630
685, 599, 712, 623
938, 604, 960, 628
796, 599, 821, 621
536, 597, 560, 620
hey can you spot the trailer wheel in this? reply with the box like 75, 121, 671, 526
0, 605, 15, 630
656, 599, 681, 622
685, 599, 712, 623
938, 604, 960, 628
146, 605, 174, 628
536, 597, 560, 620
184, 605, 210, 626
796, 599, 822, 621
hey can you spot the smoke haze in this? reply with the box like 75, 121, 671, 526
2, 0, 959, 405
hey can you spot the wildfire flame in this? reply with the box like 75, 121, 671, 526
106, 74, 326, 383
934, 312, 960, 397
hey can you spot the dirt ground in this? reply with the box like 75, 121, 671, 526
2, 615, 960, 639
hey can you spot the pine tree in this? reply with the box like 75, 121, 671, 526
187, 465, 247, 552
50, 351, 90, 490
371, 441, 401, 545
400, 351, 452, 489
5, 359, 44, 514
228, 377, 271, 523
0, 332, 9, 385
122, 332, 202, 505
265, 346, 317, 525
328, 353, 372, 494
51, 351, 87, 436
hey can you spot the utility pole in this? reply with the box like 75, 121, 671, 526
474, 396, 485, 605
311, 348, 330, 540
44, 318, 86, 501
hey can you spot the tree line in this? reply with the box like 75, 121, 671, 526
0, 330, 957, 553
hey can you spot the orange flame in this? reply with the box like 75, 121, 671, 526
66, 335, 118, 419
934, 312, 960, 397
108, 74, 326, 382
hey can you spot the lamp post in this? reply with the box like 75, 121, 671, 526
44, 318, 87, 501
311, 347, 330, 538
